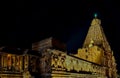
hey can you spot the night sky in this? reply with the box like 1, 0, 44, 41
16, 0, 120, 73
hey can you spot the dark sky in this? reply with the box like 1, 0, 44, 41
16, 0, 119, 73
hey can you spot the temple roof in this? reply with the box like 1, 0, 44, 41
83, 16, 111, 51
32, 37, 66, 51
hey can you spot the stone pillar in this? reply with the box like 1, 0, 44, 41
7, 54, 12, 70
24, 55, 29, 71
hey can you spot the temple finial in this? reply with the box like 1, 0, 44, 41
94, 13, 97, 18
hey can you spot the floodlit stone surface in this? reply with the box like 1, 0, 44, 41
0, 16, 117, 78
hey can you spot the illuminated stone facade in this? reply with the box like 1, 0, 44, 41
0, 16, 117, 78
73, 16, 117, 78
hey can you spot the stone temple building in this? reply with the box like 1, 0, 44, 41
0, 15, 117, 78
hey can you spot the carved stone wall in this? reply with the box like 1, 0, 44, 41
45, 49, 107, 77
75, 46, 104, 65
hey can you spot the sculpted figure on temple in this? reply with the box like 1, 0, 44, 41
52, 54, 59, 68
89, 39, 94, 47
60, 54, 66, 69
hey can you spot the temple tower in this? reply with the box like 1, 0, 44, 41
83, 13, 111, 52
83, 13, 117, 78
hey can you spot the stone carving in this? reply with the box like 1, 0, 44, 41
51, 51, 66, 70
29, 56, 36, 72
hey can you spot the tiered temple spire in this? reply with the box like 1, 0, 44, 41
83, 13, 111, 51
